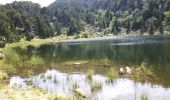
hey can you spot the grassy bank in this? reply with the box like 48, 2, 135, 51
0, 85, 71, 100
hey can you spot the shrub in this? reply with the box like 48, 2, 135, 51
26, 56, 44, 67
79, 32, 88, 38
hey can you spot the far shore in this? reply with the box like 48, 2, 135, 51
56, 34, 170, 43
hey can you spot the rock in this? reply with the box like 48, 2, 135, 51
75, 88, 90, 98
126, 67, 131, 74
0, 52, 4, 59
119, 67, 124, 75
0, 70, 8, 80
74, 62, 81, 65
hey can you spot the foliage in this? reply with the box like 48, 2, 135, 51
79, 32, 88, 38
48, 0, 169, 35
0, 1, 54, 45
0, 0, 169, 44
131, 62, 157, 82
26, 56, 44, 67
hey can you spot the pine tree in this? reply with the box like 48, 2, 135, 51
159, 20, 164, 35
149, 21, 154, 35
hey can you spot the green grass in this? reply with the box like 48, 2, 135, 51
0, 46, 45, 77
0, 87, 62, 100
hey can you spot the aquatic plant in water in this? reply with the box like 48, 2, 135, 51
86, 69, 94, 81
107, 67, 117, 81
72, 81, 79, 90
131, 62, 157, 82
90, 81, 102, 92
141, 93, 148, 100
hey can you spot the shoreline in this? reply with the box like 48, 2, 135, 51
55, 34, 170, 43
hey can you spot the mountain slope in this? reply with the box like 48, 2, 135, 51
47, 0, 170, 35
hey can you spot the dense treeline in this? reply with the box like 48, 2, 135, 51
1, 0, 170, 45
49, 0, 170, 35
0, 1, 53, 44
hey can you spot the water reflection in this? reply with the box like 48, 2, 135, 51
13, 35, 170, 86
9, 69, 170, 100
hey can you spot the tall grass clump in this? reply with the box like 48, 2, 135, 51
3, 47, 21, 67
90, 81, 102, 92
86, 69, 94, 81
141, 93, 148, 100
132, 62, 157, 82
107, 67, 117, 81
71, 81, 79, 90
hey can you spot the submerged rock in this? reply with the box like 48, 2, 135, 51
75, 88, 90, 98
125, 67, 131, 74
74, 62, 81, 65
0, 52, 4, 59
0, 70, 8, 80
119, 67, 124, 75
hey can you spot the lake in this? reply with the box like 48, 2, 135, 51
10, 35, 170, 100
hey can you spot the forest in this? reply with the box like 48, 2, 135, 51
0, 0, 170, 43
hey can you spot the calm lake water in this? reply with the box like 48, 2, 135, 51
11, 35, 170, 100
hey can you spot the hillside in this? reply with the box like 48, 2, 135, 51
47, 0, 170, 35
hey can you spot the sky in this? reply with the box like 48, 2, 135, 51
0, 0, 56, 7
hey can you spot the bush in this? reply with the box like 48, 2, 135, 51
79, 32, 88, 38
0, 36, 6, 48
26, 56, 44, 67
3, 48, 21, 67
